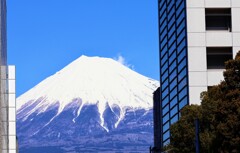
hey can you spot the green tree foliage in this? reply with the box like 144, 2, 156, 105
169, 105, 201, 153
168, 51, 240, 153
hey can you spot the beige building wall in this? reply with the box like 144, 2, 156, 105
0, 0, 8, 152
1, 66, 8, 153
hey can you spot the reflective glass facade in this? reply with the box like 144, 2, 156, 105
158, 0, 189, 146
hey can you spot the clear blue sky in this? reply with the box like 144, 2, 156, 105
7, 0, 159, 97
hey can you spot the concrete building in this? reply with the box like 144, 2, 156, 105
0, 0, 17, 152
156, 0, 240, 150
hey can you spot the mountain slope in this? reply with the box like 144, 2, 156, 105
17, 56, 159, 152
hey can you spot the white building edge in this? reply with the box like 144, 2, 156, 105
8, 66, 17, 153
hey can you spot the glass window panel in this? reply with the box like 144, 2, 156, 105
179, 86, 187, 100
177, 29, 186, 45
177, 19, 186, 36
162, 96, 169, 108
162, 35, 168, 47
168, 6, 175, 21
161, 44, 168, 58
168, 24, 176, 38
177, 39, 186, 54
170, 105, 178, 118
178, 77, 187, 91
161, 53, 168, 66
179, 96, 188, 109
178, 67, 186, 81
160, 10, 167, 23
176, 10, 185, 26
169, 42, 176, 55
163, 113, 169, 124
170, 78, 177, 91
176, 3, 184, 17
168, 33, 176, 46
168, 15, 176, 29
170, 96, 178, 108
159, 27, 165, 35
162, 70, 168, 82
160, 2, 167, 15
160, 19, 167, 33
169, 60, 177, 73
163, 130, 170, 141
176, 0, 184, 8
159, 0, 166, 7
160, 26, 167, 40
163, 104, 169, 116
163, 122, 170, 133
178, 58, 187, 72
169, 69, 177, 82
168, 0, 174, 12
162, 79, 168, 91
169, 51, 176, 64
170, 87, 177, 100
177, 48, 186, 61
162, 88, 169, 99
162, 61, 168, 73
171, 114, 179, 125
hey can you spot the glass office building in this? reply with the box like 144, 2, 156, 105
157, 0, 240, 150
158, 0, 189, 146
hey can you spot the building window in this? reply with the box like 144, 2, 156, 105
205, 8, 231, 31
163, 130, 170, 141
170, 114, 178, 125
207, 47, 232, 69
163, 122, 170, 133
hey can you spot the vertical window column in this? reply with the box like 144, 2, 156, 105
159, 0, 189, 148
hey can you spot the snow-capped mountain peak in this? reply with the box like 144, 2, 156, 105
17, 55, 159, 131
17, 55, 159, 152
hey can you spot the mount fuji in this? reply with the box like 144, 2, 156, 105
17, 55, 159, 153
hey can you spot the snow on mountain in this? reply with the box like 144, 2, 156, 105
17, 55, 159, 132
